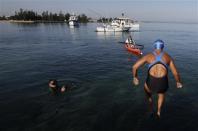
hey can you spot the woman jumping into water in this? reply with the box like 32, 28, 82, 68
132, 39, 183, 118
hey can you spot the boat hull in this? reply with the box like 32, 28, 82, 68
96, 25, 130, 32
69, 21, 79, 26
129, 23, 139, 31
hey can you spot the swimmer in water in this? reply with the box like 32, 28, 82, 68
48, 79, 58, 95
49, 79, 72, 94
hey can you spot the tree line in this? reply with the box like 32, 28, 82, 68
97, 17, 113, 23
1, 8, 90, 23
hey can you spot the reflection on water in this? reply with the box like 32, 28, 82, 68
96, 31, 140, 41
96, 31, 122, 39
68, 25, 78, 33
69, 25, 75, 29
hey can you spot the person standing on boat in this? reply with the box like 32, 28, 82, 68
132, 39, 183, 118
125, 35, 136, 48
125, 35, 133, 44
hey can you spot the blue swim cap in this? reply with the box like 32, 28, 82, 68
154, 39, 164, 50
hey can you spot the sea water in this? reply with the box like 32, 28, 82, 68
0, 22, 197, 131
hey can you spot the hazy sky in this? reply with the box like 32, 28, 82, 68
0, 0, 197, 22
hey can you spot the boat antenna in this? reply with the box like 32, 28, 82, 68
130, 35, 136, 45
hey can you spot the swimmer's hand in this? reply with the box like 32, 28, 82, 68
61, 86, 66, 93
176, 82, 183, 88
133, 77, 139, 86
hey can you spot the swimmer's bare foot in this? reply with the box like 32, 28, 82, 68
156, 112, 161, 119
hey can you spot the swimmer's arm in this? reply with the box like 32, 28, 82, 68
169, 59, 181, 83
132, 56, 147, 78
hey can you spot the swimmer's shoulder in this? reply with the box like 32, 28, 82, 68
143, 53, 155, 62
163, 51, 171, 59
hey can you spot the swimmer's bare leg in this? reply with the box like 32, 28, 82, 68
144, 83, 154, 113
157, 93, 165, 118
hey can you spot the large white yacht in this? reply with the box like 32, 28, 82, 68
96, 15, 139, 32
69, 14, 79, 26
111, 17, 139, 31
96, 24, 130, 32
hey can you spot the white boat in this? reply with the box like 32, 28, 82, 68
69, 14, 79, 26
111, 17, 139, 31
96, 15, 139, 32
96, 24, 129, 32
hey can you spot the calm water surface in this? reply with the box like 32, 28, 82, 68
0, 22, 198, 131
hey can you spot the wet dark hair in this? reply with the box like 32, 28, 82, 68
49, 79, 57, 85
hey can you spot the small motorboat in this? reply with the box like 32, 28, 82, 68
124, 36, 143, 55
68, 14, 79, 26
125, 44, 143, 55
96, 14, 140, 32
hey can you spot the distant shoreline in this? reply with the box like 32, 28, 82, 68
9, 20, 35, 23
0, 20, 197, 25
0, 20, 95, 23
0, 20, 67, 23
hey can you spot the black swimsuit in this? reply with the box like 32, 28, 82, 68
146, 52, 169, 93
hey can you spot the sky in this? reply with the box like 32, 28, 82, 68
0, 0, 198, 22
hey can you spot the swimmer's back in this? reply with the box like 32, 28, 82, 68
145, 51, 171, 78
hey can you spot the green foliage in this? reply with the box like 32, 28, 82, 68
78, 14, 89, 23
64, 13, 70, 21
8, 8, 90, 23
97, 17, 113, 23
0, 16, 6, 20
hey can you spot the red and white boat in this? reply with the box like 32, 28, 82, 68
125, 43, 143, 56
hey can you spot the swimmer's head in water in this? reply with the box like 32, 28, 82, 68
154, 39, 164, 50
49, 79, 57, 85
